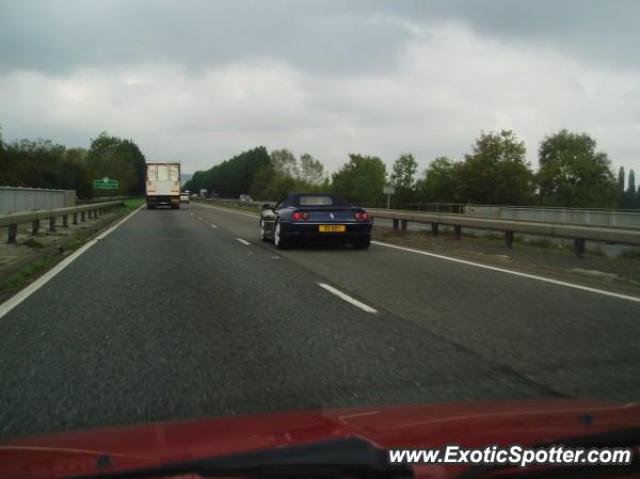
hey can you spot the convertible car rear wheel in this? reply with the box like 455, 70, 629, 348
274, 221, 290, 250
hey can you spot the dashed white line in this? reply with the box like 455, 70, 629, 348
193, 202, 259, 218
318, 283, 378, 314
210, 224, 218, 229
0, 204, 145, 320
371, 240, 640, 304
236, 238, 251, 246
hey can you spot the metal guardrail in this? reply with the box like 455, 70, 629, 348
194, 197, 640, 257
366, 208, 640, 256
77, 196, 133, 205
0, 200, 125, 244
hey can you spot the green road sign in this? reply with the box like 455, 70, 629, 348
93, 177, 119, 190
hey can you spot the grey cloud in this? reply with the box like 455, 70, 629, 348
0, 0, 411, 75
3, 0, 639, 76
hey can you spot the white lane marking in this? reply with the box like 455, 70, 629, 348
318, 283, 378, 314
236, 238, 251, 246
0, 205, 145, 320
197, 216, 203, 220
210, 224, 218, 229
193, 202, 258, 218
371, 240, 640, 304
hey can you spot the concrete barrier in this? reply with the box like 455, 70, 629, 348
465, 205, 640, 229
0, 187, 76, 214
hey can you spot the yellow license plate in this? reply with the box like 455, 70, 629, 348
319, 224, 346, 233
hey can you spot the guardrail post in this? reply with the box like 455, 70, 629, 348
49, 217, 56, 232
505, 230, 514, 249
401, 219, 408, 231
392, 219, 399, 231
73, 213, 78, 225
7, 224, 17, 244
62, 215, 69, 228
81, 211, 86, 222
32, 220, 39, 235
431, 223, 439, 237
574, 238, 586, 258
454, 225, 462, 239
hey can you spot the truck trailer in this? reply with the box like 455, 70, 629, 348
146, 162, 181, 209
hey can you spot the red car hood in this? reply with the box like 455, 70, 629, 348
0, 399, 638, 478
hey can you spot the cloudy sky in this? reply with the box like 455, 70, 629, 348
1, 0, 639, 176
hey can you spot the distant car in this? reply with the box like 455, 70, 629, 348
258, 193, 372, 249
239, 194, 253, 203
180, 193, 190, 203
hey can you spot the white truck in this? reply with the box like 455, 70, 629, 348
146, 162, 181, 209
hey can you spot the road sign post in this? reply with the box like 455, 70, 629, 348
383, 185, 395, 209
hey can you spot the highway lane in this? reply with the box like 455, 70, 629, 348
0, 204, 546, 440
190, 202, 640, 400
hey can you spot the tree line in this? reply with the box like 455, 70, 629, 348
0, 129, 146, 198
186, 129, 640, 209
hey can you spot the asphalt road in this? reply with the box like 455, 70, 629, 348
0, 203, 638, 440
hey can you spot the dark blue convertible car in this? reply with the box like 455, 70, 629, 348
258, 193, 373, 249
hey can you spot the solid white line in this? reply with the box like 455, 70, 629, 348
236, 238, 251, 246
0, 205, 145, 320
371, 240, 640, 304
193, 202, 259, 218
318, 283, 378, 314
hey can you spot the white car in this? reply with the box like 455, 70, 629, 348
180, 193, 190, 203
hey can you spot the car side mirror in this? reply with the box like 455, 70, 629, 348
262, 203, 272, 210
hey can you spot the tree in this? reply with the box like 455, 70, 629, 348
415, 156, 460, 203
298, 153, 325, 185
246, 149, 327, 199
270, 149, 299, 178
537, 129, 616, 208
331, 154, 386, 205
625, 169, 638, 209
86, 132, 146, 196
617, 166, 626, 208
186, 146, 271, 198
390, 153, 418, 205
456, 130, 534, 205
618, 166, 626, 192
628, 169, 637, 195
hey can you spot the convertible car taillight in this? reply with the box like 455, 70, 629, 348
355, 211, 369, 221
292, 211, 310, 221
